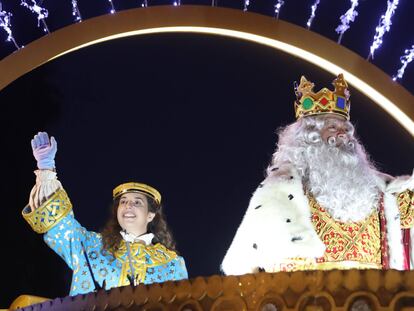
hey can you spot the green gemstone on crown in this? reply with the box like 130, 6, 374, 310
302, 98, 314, 110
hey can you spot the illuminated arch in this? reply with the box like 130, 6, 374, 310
0, 6, 413, 136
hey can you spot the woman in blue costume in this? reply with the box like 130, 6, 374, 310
22, 132, 188, 296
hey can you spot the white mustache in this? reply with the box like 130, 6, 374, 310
327, 136, 354, 150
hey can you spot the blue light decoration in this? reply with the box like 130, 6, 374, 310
107, 0, 115, 14
335, 0, 359, 44
0, 0, 411, 86
306, 0, 320, 29
71, 0, 82, 22
0, 2, 20, 50
244, 0, 250, 12
274, 0, 285, 19
393, 45, 414, 81
368, 0, 399, 60
21, 0, 49, 33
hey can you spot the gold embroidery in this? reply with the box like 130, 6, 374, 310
276, 195, 381, 271
310, 195, 381, 267
99, 267, 108, 278
398, 190, 414, 229
22, 189, 73, 234
81, 280, 91, 290
114, 241, 177, 286
145, 243, 177, 267
278, 258, 381, 272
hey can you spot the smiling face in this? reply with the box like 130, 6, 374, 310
116, 192, 155, 236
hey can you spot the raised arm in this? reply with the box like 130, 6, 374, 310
28, 132, 61, 211
22, 132, 99, 270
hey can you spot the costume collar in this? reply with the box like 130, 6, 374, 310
120, 230, 154, 245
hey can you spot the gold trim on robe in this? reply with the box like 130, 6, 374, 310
22, 189, 73, 234
398, 190, 414, 229
115, 241, 178, 286
277, 194, 382, 271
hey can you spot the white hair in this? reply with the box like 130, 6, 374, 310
268, 115, 381, 222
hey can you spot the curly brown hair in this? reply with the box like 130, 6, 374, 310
101, 194, 177, 256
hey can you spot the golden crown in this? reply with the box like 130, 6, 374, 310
294, 74, 351, 120
113, 182, 161, 204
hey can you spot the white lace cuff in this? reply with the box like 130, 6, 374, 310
29, 170, 63, 211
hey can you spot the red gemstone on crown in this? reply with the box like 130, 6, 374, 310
319, 97, 329, 106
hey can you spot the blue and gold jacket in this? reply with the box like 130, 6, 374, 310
22, 189, 188, 296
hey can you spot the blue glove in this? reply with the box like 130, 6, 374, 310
31, 132, 57, 170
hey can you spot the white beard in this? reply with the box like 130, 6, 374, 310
302, 140, 380, 222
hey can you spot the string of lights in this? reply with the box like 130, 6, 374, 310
244, 0, 250, 12
108, 0, 116, 14
336, 0, 359, 44
393, 46, 414, 81
20, 0, 49, 33
274, 0, 285, 19
0, 2, 20, 50
71, 0, 82, 22
0, 1, 412, 82
368, 0, 399, 60
306, 0, 320, 29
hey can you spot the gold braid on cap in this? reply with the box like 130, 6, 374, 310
294, 73, 351, 120
113, 182, 161, 204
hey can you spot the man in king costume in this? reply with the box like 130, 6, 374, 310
222, 74, 414, 274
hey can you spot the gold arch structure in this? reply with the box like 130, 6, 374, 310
0, 6, 413, 137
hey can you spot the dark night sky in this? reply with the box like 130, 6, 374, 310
1, 0, 414, 307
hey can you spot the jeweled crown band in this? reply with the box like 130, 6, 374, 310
294, 74, 351, 120
113, 182, 161, 204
